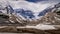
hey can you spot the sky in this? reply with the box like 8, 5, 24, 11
25, 0, 45, 2
26, 0, 60, 2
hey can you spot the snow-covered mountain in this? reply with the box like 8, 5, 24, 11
0, 0, 60, 30
0, 0, 60, 20
38, 2, 60, 16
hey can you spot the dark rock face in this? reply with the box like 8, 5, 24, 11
0, 14, 26, 26
39, 12, 59, 25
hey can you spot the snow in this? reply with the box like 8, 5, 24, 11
35, 24, 56, 30
17, 24, 56, 30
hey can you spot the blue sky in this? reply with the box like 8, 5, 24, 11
25, 0, 46, 3
25, 0, 60, 3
